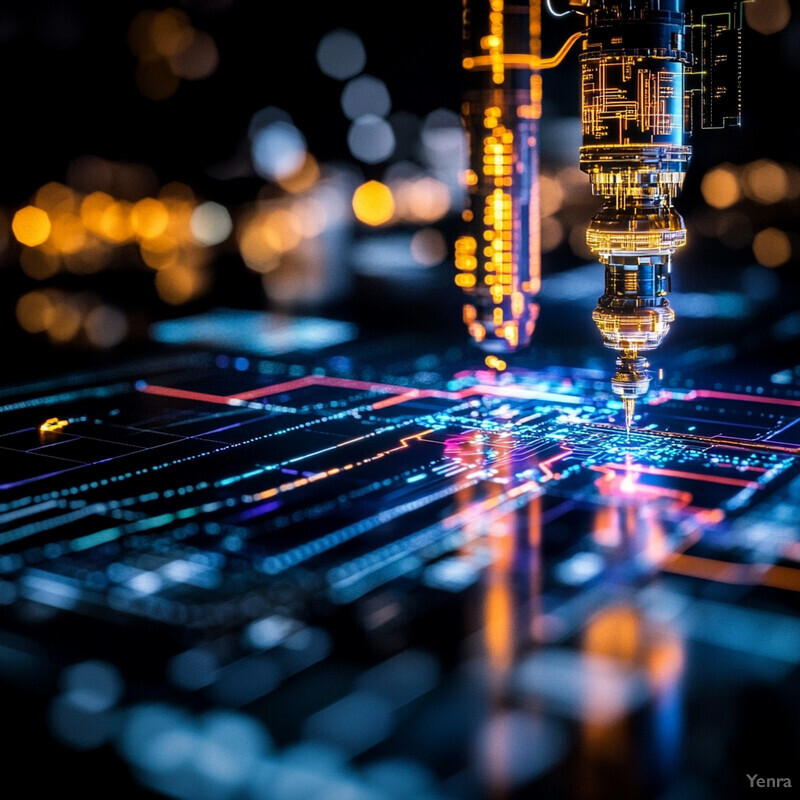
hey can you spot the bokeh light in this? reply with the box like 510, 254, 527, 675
131, 198, 170, 239
171, 31, 219, 80
540, 175, 564, 217
420, 108, 467, 169
128, 8, 218, 99
276, 154, 320, 194
410, 228, 447, 266
745, 0, 791, 35
16, 291, 56, 333
315, 29, 366, 80
393, 177, 451, 223
741, 159, 789, 204
156, 263, 210, 304
701, 164, 741, 209
753, 227, 792, 267
251, 119, 308, 181
541, 216, 564, 252
12, 206, 51, 247
84, 306, 129, 348
340, 75, 391, 121
347, 115, 395, 164
190, 202, 233, 246
352, 181, 395, 226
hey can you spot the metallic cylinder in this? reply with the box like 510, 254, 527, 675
456, 0, 542, 353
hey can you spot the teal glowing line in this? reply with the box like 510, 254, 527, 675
70, 527, 122, 552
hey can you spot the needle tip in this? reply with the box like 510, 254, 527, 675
622, 397, 635, 436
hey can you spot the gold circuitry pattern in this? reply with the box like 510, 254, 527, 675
581, 57, 682, 142
457, 0, 543, 353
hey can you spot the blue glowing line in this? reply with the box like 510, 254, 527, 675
71, 527, 122, 552
239, 500, 281, 521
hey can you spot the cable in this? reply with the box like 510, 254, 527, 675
546, 0, 574, 17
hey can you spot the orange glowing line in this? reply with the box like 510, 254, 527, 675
662, 553, 766, 585
538, 448, 572, 481
663, 555, 800, 593
384, 429, 435, 454
462, 31, 585, 71
251, 429, 434, 502
763, 565, 800, 592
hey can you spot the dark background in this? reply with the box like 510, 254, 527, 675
0, 0, 798, 375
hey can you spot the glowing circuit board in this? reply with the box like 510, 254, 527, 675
1, 342, 800, 799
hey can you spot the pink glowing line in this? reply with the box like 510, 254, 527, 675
231, 376, 423, 402
138, 384, 237, 406
594, 462, 763, 489
141, 370, 589, 414
682, 389, 800, 408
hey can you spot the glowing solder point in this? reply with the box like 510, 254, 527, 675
40, 417, 69, 433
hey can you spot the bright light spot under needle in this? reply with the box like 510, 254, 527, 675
753, 228, 792, 267
352, 181, 395, 226
701, 164, 741, 209
316, 28, 366, 80
190, 202, 232, 245
340, 75, 391, 121
251, 121, 307, 181
12, 206, 51, 246
347, 115, 395, 164
745, 0, 791, 35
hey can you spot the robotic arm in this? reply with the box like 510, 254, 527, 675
458, 0, 743, 431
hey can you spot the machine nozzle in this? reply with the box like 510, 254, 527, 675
610, 353, 651, 435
